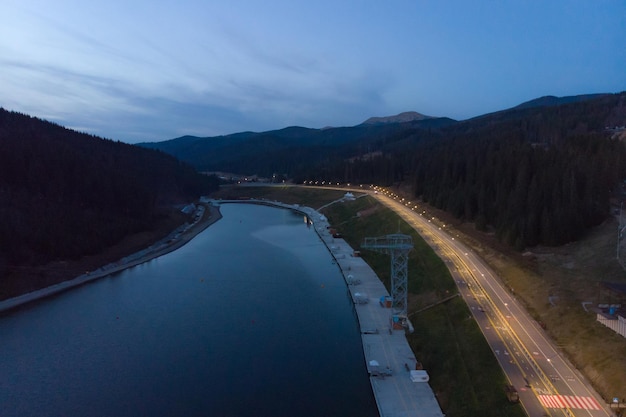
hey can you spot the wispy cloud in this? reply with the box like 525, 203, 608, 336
1, 0, 624, 142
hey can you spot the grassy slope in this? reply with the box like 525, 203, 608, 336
212, 184, 349, 208
470, 219, 626, 401
322, 195, 525, 417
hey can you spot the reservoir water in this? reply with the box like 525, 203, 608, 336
0, 204, 378, 417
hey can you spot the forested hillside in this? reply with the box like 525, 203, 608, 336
0, 108, 219, 270
337, 93, 626, 248
146, 92, 626, 250
139, 117, 457, 177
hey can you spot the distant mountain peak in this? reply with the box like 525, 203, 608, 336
361, 111, 434, 125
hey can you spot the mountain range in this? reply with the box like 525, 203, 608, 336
138, 93, 625, 179
361, 111, 434, 125
1, 91, 626, 299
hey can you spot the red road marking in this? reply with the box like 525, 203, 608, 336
538, 395, 601, 410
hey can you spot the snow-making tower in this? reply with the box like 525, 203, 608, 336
362, 233, 413, 318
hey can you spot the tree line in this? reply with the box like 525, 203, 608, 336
411, 131, 625, 248
0, 108, 219, 268
321, 93, 626, 249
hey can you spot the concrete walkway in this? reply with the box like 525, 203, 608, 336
303, 206, 444, 417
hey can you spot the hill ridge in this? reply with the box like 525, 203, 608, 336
361, 111, 434, 125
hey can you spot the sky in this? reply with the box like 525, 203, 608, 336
1, 1, 625, 143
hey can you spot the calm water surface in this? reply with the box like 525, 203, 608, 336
0, 204, 378, 417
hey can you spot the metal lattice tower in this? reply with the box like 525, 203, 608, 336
362, 233, 413, 317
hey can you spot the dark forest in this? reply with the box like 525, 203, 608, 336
147, 93, 626, 249
0, 109, 219, 269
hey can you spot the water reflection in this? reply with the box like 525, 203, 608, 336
0, 204, 377, 417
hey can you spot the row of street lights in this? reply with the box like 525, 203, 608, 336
303, 181, 449, 232
371, 185, 447, 231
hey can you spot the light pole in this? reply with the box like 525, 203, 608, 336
618, 202, 625, 261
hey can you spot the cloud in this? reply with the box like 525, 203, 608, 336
1, 0, 624, 143
0, 1, 416, 141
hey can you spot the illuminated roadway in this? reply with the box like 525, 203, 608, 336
365, 187, 612, 417
288, 183, 612, 415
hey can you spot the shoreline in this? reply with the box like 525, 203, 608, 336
218, 199, 443, 416
1, 198, 443, 416
0, 202, 223, 314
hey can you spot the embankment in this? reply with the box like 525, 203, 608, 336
0, 203, 223, 313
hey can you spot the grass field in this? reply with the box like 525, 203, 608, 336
212, 184, 349, 208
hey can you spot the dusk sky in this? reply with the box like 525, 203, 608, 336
1, 1, 625, 143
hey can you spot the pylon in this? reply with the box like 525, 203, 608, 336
362, 233, 413, 317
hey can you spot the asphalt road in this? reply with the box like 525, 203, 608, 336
368, 188, 613, 417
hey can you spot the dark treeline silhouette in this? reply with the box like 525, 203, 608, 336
0, 108, 219, 268
333, 93, 626, 248
411, 131, 625, 248
139, 118, 457, 179
138, 93, 626, 250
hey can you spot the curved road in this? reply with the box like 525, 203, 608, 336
367, 187, 612, 417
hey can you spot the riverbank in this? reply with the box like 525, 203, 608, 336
0, 202, 223, 313
215, 198, 444, 417
0, 201, 379, 417
2, 196, 443, 416
304, 205, 444, 417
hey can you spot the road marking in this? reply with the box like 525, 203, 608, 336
538, 395, 601, 410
